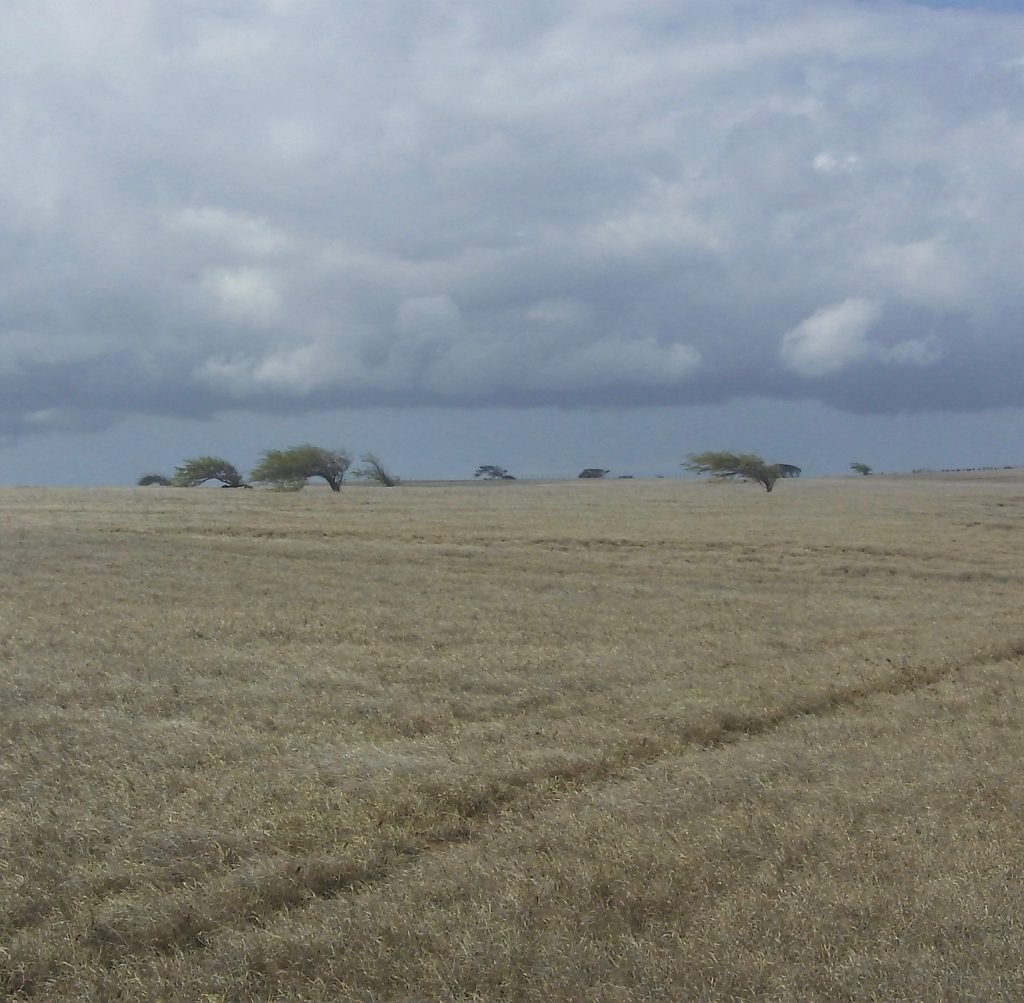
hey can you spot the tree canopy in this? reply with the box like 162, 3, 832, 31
250, 445, 351, 491
578, 468, 610, 479
684, 451, 782, 493
137, 473, 171, 486
851, 462, 873, 476
172, 456, 246, 488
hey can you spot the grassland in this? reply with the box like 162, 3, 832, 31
1, 474, 1023, 1001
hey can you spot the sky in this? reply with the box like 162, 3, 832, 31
2, 0, 1024, 483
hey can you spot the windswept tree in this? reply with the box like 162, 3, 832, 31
578, 468, 610, 479
251, 444, 351, 492
684, 451, 782, 493
172, 456, 246, 488
353, 452, 400, 487
474, 465, 515, 480
137, 473, 171, 486
851, 462, 873, 476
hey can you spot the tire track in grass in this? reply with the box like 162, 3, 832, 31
10, 637, 1022, 990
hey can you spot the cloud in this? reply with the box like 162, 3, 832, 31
2, 0, 1024, 436
536, 338, 702, 390
166, 206, 292, 257
863, 240, 974, 309
396, 295, 465, 343
0, 329, 114, 376
195, 341, 352, 396
781, 299, 943, 377
811, 151, 861, 175
781, 299, 881, 377
201, 268, 283, 326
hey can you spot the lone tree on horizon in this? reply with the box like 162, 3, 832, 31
684, 451, 783, 493
251, 445, 351, 491
474, 465, 515, 480
851, 462, 873, 475
137, 473, 171, 486
172, 456, 247, 488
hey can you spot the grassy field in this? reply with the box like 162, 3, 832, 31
1, 474, 1023, 1001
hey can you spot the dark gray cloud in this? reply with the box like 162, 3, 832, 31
3, 0, 1024, 437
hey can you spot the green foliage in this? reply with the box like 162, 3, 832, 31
136, 473, 171, 486
474, 465, 514, 480
578, 468, 610, 479
251, 444, 351, 492
353, 453, 400, 487
851, 462, 873, 476
171, 457, 245, 487
684, 451, 782, 493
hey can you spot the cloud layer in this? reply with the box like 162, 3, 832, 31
2, 0, 1024, 435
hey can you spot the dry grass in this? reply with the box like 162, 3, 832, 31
1, 474, 1022, 1000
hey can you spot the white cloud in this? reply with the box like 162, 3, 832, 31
781, 299, 944, 377
195, 342, 353, 396
585, 180, 726, 255
864, 239, 974, 309
812, 151, 861, 174
167, 206, 291, 257
781, 299, 881, 377
201, 268, 283, 326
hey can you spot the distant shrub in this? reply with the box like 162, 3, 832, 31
353, 453, 400, 486
475, 465, 513, 480
137, 473, 171, 486
172, 457, 246, 488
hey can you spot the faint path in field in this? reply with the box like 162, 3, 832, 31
56, 635, 1024, 974
6, 637, 1021, 997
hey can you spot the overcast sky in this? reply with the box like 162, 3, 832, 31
2, 0, 1024, 483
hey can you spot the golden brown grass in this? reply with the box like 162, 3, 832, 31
1, 474, 1023, 1000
